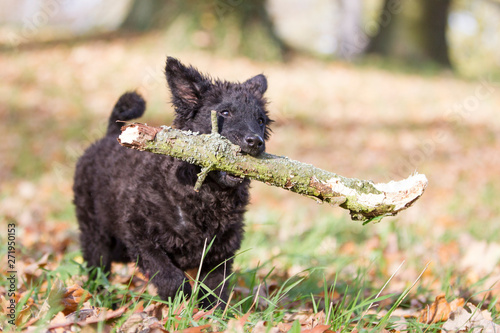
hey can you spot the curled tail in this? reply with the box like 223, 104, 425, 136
107, 92, 146, 136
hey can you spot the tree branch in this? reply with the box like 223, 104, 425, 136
118, 112, 428, 223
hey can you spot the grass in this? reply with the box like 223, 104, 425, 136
1, 226, 499, 331
1, 31, 500, 331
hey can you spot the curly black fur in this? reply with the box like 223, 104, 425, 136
73, 57, 272, 308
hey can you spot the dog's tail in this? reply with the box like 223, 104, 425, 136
107, 91, 146, 136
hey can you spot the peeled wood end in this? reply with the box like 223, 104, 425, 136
118, 123, 160, 148
119, 126, 140, 145
326, 173, 428, 223
374, 173, 428, 211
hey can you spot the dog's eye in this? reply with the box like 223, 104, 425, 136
258, 118, 265, 126
219, 110, 231, 117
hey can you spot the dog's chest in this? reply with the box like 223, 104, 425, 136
173, 189, 242, 234
164, 187, 245, 268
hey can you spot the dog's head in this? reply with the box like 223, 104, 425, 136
165, 57, 272, 158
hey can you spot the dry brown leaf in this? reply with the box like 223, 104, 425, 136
148, 322, 170, 333
145, 301, 170, 321
173, 323, 212, 333
192, 305, 219, 321
20, 253, 50, 286
227, 318, 246, 333
65, 307, 99, 323
38, 280, 67, 320
119, 312, 161, 333
303, 312, 327, 330
16, 297, 36, 326
133, 301, 145, 313
438, 241, 460, 264
449, 298, 465, 312
283, 311, 327, 330
224, 312, 252, 333
49, 311, 68, 333
302, 324, 331, 333
185, 267, 199, 289
442, 303, 500, 333
85, 306, 128, 324
459, 239, 500, 277
283, 313, 312, 324
276, 322, 293, 332
61, 284, 92, 315
0, 295, 9, 315
418, 293, 451, 324
45, 304, 128, 331
237, 311, 252, 326
80, 325, 101, 333
253, 321, 280, 333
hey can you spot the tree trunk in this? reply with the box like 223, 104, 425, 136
120, 0, 173, 31
367, 0, 452, 67
120, 0, 287, 61
117, 112, 428, 224
421, 0, 452, 66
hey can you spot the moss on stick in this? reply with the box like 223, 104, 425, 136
118, 114, 427, 223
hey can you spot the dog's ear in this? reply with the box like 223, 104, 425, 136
165, 57, 209, 113
243, 74, 267, 99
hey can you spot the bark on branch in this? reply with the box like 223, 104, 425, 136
118, 112, 428, 224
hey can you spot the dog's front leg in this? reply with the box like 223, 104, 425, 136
197, 258, 233, 309
137, 245, 192, 300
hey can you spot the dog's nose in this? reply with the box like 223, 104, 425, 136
244, 134, 264, 149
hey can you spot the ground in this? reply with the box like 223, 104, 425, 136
0, 32, 499, 332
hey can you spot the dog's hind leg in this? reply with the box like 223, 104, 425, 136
110, 236, 131, 263
78, 221, 114, 274
75, 194, 114, 274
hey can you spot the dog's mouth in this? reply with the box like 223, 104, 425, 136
239, 147, 265, 158
209, 171, 245, 188
220, 171, 244, 183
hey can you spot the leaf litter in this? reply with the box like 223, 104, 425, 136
1, 32, 500, 331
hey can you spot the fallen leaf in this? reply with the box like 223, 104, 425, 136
119, 312, 160, 333
144, 301, 170, 321
45, 304, 129, 330
37, 280, 67, 320
237, 311, 251, 326
459, 239, 500, 277
0, 296, 8, 314
419, 294, 451, 324
133, 301, 145, 313
16, 297, 36, 327
302, 324, 331, 333
148, 322, 169, 333
449, 298, 465, 312
192, 305, 218, 321
65, 307, 98, 323
226, 318, 246, 333
49, 312, 67, 333
173, 323, 212, 333
442, 303, 500, 333
61, 284, 92, 315
85, 305, 129, 324
225, 312, 253, 333
185, 268, 199, 289
283, 311, 327, 330
253, 321, 280, 333
22, 253, 50, 286
276, 322, 293, 332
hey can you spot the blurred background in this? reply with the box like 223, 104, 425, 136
1, 0, 499, 302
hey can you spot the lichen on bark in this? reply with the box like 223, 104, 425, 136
118, 113, 428, 224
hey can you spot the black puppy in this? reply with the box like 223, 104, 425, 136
73, 57, 271, 308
